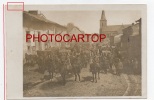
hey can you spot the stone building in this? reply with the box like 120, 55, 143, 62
23, 11, 85, 58
121, 19, 141, 59
23, 10, 67, 57
99, 10, 130, 45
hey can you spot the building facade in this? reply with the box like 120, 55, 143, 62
99, 11, 130, 46
23, 10, 67, 57
23, 11, 85, 58
121, 20, 141, 60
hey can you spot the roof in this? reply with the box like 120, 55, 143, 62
101, 10, 106, 20
68, 26, 84, 34
103, 24, 130, 32
23, 11, 66, 29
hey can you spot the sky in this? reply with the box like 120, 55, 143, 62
41, 10, 141, 33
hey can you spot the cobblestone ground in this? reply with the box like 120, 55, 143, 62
23, 65, 141, 97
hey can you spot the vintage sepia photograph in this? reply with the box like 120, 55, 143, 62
23, 8, 143, 97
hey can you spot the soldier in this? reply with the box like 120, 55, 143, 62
90, 56, 100, 83
112, 63, 116, 75
43, 55, 53, 80
72, 56, 81, 81
103, 57, 108, 74
116, 59, 123, 76
65, 54, 72, 74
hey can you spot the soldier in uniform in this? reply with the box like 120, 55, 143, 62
90, 56, 100, 83
116, 59, 123, 76
72, 55, 81, 81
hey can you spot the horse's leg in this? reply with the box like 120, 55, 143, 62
98, 71, 100, 80
92, 73, 94, 82
77, 73, 80, 81
95, 73, 97, 83
75, 73, 77, 81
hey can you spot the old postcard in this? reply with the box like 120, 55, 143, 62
5, 5, 147, 99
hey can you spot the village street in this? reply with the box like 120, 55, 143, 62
23, 64, 141, 97
23, 10, 142, 97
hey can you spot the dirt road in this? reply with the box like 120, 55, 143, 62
23, 65, 141, 97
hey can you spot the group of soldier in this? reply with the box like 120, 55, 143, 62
24, 43, 140, 84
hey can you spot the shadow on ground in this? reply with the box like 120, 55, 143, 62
39, 79, 75, 90
81, 76, 93, 82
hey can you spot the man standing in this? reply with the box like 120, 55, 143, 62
90, 57, 100, 83
116, 59, 123, 76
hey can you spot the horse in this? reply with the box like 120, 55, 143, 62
53, 52, 71, 85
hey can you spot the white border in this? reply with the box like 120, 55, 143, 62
0, 0, 153, 100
